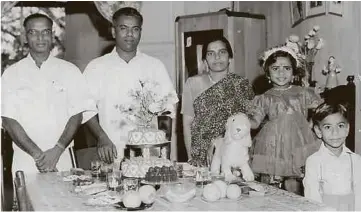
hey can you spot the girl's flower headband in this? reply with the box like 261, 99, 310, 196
259, 45, 301, 70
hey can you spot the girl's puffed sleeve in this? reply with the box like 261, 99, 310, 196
249, 95, 267, 128
304, 87, 323, 109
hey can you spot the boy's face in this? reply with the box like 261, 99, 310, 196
314, 112, 349, 149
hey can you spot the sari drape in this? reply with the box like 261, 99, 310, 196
189, 73, 254, 166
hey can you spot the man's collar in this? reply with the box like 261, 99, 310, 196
111, 47, 142, 61
26, 53, 52, 67
320, 142, 352, 157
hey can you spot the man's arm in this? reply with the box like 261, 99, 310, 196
85, 115, 117, 164
41, 113, 82, 171
1, 117, 45, 169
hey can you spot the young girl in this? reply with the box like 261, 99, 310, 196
303, 102, 360, 211
249, 46, 322, 194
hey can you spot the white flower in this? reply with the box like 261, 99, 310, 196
304, 35, 310, 40
149, 102, 164, 114
307, 40, 315, 49
286, 42, 299, 53
313, 25, 320, 32
308, 30, 316, 37
289, 35, 299, 42
315, 38, 324, 50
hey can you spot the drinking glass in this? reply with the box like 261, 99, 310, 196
173, 161, 183, 178
123, 178, 139, 193
107, 171, 122, 192
91, 160, 101, 178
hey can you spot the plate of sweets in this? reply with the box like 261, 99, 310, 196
140, 166, 178, 185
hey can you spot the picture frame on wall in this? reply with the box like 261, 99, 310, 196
290, 1, 305, 27
328, 1, 343, 16
305, 1, 327, 18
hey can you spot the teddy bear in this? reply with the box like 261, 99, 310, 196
210, 113, 255, 182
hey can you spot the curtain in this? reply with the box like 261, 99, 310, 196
93, 1, 142, 23
1, 1, 18, 17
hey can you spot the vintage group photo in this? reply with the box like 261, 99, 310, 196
1, 1, 360, 211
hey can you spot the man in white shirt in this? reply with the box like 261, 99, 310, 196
83, 7, 178, 164
1, 14, 95, 174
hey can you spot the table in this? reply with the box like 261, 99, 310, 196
25, 172, 331, 211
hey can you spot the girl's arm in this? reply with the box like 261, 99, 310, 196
248, 95, 267, 129
303, 156, 323, 203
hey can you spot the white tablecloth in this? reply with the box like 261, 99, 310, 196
24, 172, 331, 211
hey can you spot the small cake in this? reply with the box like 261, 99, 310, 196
128, 128, 167, 145
121, 156, 173, 178
145, 166, 177, 183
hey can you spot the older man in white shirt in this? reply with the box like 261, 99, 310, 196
83, 7, 178, 164
1, 13, 95, 174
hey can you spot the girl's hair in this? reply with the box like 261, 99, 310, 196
312, 102, 349, 125
263, 50, 298, 76
202, 36, 233, 60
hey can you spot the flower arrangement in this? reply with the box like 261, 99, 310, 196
285, 26, 325, 86
115, 80, 175, 128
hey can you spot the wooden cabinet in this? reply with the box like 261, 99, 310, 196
175, 10, 267, 94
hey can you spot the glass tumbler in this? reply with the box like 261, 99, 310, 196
107, 170, 122, 192
91, 160, 101, 178
123, 178, 139, 193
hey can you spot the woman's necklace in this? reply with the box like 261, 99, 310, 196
208, 73, 217, 84
208, 71, 228, 84
273, 85, 293, 91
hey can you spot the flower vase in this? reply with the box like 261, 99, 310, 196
305, 62, 315, 87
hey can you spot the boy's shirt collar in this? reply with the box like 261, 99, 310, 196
320, 142, 352, 158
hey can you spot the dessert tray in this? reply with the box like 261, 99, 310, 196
126, 141, 170, 148
113, 202, 153, 211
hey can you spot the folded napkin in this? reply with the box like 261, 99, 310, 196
85, 191, 122, 206
74, 182, 107, 195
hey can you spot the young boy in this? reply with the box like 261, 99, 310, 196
303, 102, 361, 211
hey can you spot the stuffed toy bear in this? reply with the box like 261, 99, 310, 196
210, 113, 255, 182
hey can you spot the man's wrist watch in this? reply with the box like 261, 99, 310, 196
55, 142, 66, 151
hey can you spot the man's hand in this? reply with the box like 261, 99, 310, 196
37, 146, 63, 172
97, 134, 117, 164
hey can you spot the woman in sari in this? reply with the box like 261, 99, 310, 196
181, 36, 255, 166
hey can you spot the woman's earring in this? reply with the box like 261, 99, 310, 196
268, 78, 271, 84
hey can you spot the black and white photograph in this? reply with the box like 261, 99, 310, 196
1, 1, 360, 211
290, 1, 305, 27
305, 1, 327, 18
328, 1, 343, 16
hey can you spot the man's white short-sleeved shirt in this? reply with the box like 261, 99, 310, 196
83, 48, 178, 149
1, 54, 95, 173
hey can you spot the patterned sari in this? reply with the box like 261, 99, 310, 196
189, 73, 255, 166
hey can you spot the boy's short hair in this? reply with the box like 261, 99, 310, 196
312, 102, 349, 125
23, 13, 53, 28
112, 7, 143, 26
